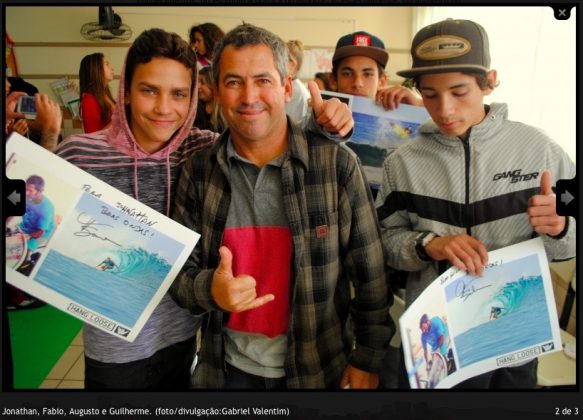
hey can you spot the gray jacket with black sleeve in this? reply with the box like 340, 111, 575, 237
375, 102, 576, 306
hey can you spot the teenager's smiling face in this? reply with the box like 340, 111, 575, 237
126, 57, 192, 153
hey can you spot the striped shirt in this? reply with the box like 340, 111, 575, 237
56, 128, 217, 363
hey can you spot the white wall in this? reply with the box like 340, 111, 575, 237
5, 6, 413, 97
413, 6, 577, 162
5, 5, 576, 162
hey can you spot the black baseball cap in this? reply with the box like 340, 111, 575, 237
332, 31, 389, 69
397, 18, 490, 78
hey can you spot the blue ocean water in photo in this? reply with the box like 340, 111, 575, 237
348, 113, 421, 173
113, 247, 172, 289
35, 247, 171, 327
454, 276, 552, 367
352, 112, 420, 147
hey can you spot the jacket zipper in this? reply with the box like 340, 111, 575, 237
462, 138, 472, 236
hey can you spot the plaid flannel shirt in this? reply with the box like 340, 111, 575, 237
171, 120, 394, 388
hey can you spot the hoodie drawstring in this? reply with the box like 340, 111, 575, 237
133, 141, 139, 202
131, 138, 171, 217
165, 148, 171, 217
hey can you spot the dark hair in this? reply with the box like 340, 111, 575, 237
125, 28, 197, 93
419, 313, 429, 327
314, 72, 332, 91
188, 23, 225, 60
332, 59, 384, 80
26, 175, 45, 192
212, 23, 289, 87
198, 65, 213, 87
413, 71, 499, 91
79, 52, 115, 124
470, 72, 499, 90
196, 66, 226, 132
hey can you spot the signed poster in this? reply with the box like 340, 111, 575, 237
5, 134, 200, 342
320, 90, 429, 189
400, 237, 562, 388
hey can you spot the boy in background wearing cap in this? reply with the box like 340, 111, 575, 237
330, 31, 423, 388
376, 19, 575, 388
330, 31, 422, 111
330, 31, 422, 389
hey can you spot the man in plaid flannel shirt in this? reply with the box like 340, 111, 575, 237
171, 23, 394, 389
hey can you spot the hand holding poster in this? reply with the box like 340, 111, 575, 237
399, 237, 562, 388
319, 90, 429, 189
5, 134, 200, 342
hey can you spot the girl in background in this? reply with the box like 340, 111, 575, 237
79, 53, 115, 133
194, 66, 224, 133
188, 23, 224, 69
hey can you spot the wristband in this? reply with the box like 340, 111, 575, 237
415, 232, 437, 261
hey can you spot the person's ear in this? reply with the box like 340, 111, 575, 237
378, 71, 387, 89
484, 70, 498, 96
284, 74, 293, 103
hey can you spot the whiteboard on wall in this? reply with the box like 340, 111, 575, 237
298, 48, 334, 81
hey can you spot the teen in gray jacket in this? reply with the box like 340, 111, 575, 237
376, 18, 575, 389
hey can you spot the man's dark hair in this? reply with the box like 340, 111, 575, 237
26, 175, 45, 192
419, 313, 429, 328
7, 76, 39, 97
413, 72, 499, 91
332, 60, 385, 80
125, 28, 197, 93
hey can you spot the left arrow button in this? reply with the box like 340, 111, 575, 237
8, 190, 21, 206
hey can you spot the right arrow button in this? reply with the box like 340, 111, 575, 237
556, 177, 578, 219
560, 190, 574, 206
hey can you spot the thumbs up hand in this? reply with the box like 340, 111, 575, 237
527, 170, 566, 236
211, 246, 274, 313
539, 169, 554, 195
308, 81, 353, 137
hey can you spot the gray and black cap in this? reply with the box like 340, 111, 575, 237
397, 18, 491, 78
